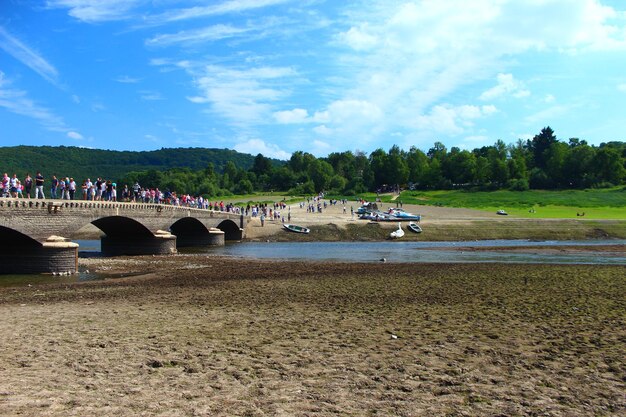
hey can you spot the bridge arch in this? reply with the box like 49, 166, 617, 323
0, 225, 41, 248
91, 216, 176, 256
91, 216, 154, 239
170, 217, 224, 247
216, 219, 243, 241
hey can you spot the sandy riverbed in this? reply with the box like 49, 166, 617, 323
0, 257, 624, 416
1, 203, 625, 416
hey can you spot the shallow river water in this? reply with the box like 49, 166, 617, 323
201, 239, 626, 265
1, 239, 624, 287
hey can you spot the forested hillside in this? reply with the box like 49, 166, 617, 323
2, 127, 625, 198
0, 146, 274, 182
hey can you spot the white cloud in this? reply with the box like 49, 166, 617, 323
139, 91, 163, 101
480, 73, 530, 101
0, 71, 69, 133
145, 0, 292, 25
67, 131, 83, 140
0, 26, 59, 85
544, 94, 556, 103
415, 104, 497, 135
46, 0, 142, 23
618, 83, 626, 92
187, 64, 297, 125
234, 138, 290, 159
115, 75, 141, 83
525, 105, 570, 125
313, 125, 333, 135
273, 108, 310, 124
324, 0, 626, 145
313, 99, 382, 124
146, 24, 250, 47
337, 25, 379, 51
310, 140, 332, 156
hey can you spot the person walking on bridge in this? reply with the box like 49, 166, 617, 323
35, 171, 45, 199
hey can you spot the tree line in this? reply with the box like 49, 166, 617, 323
118, 127, 625, 197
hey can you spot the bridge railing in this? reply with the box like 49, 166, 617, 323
0, 197, 246, 218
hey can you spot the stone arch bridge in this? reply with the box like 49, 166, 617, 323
0, 198, 245, 274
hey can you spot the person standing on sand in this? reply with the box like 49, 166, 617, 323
260, 213, 265, 227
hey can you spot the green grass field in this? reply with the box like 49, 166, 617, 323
381, 188, 626, 219
219, 188, 626, 219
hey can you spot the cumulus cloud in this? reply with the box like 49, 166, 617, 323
313, 99, 382, 124
67, 131, 83, 140
187, 64, 297, 125
273, 108, 310, 124
480, 73, 530, 101
325, 0, 626, 145
415, 104, 497, 136
234, 138, 290, 160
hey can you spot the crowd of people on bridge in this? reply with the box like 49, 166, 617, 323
1, 171, 249, 215
3, 174, 355, 223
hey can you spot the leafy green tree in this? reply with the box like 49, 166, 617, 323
528, 126, 557, 170
386, 145, 409, 186
591, 146, 625, 185
234, 179, 254, 195
563, 140, 593, 187
251, 153, 274, 177
406, 146, 429, 186
369, 148, 389, 187
308, 159, 334, 192
443, 147, 476, 185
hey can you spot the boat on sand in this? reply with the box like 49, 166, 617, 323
283, 224, 310, 234
408, 222, 422, 233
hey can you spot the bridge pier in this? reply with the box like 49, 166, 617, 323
175, 228, 225, 247
100, 232, 177, 256
0, 237, 78, 275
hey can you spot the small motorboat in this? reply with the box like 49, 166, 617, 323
408, 222, 422, 233
389, 222, 404, 239
496, 209, 508, 215
283, 223, 310, 234
387, 208, 421, 221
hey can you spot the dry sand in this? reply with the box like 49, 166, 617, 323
0, 258, 624, 416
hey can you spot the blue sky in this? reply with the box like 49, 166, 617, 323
1, 0, 625, 159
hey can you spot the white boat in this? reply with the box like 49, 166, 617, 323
496, 209, 508, 215
408, 222, 422, 233
283, 224, 310, 234
389, 222, 404, 239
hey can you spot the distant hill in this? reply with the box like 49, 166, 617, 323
0, 146, 280, 182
